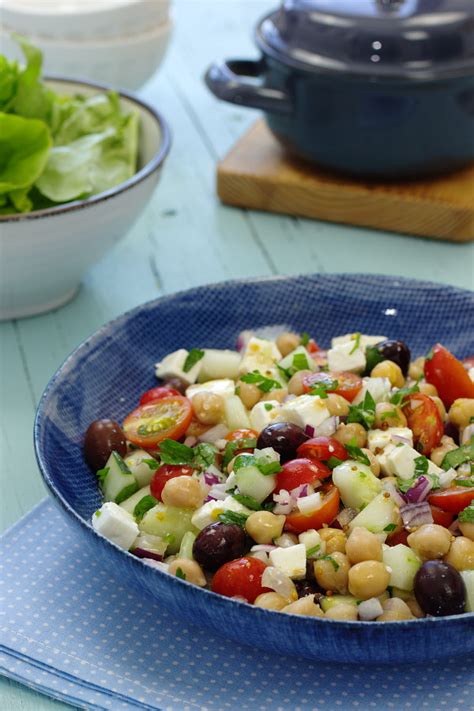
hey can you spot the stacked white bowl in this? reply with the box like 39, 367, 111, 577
0, 0, 172, 90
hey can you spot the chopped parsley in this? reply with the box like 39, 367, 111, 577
240, 370, 282, 393
292, 352, 310, 372
133, 495, 158, 521
308, 378, 339, 399
183, 349, 205, 373
306, 544, 320, 557
380, 409, 398, 421
258, 460, 283, 476
347, 391, 376, 430
96, 466, 110, 484
365, 344, 384, 374
231, 493, 263, 510
222, 438, 257, 468
320, 555, 339, 571
158, 439, 194, 465
383, 523, 397, 532
233, 453, 282, 476
143, 458, 159, 471
175, 567, 186, 580
94, 510, 101, 517
345, 439, 370, 466
458, 504, 474, 523
349, 332, 361, 355
192, 442, 218, 469
441, 438, 474, 471
300, 332, 310, 347
115, 483, 139, 505
264, 403, 274, 411
414, 455, 429, 478
390, 382, 420, 407
454, 478, 474, 488
398, 478, 416, 493
217, 510, 249, 527
327, 456, 344, 469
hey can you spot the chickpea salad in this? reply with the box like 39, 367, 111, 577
86, 330, 474, 621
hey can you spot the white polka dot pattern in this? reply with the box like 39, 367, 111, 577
1, 500, 473, 710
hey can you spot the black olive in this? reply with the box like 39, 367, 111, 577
257, 422, 309, 462
193, 523, 250, 571
295, 578, 324, 600
444, 421, 459, 445
366, 339, 411, 376
84, 419, 127, 471
414, 560, 466, 616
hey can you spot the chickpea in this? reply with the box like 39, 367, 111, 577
444, 536, 474, 572
345, 527, 383, 564
326, 393, 350, 417
409, 356, 425, 381
418, 382, 438, 397
314, 552, 350, 594
287, 369, 313, 396
261, 387, 288, 403
371, 360, 405, 388
237, 380, 261, 409
325, 603, 358, 620
382, 597, 413, 619
281, 594, 324, 617
168, 558, 206, 586
374, 402, 407, 430
361, 448, 381, 477
334, 422, 367, 448
348, 560, 390, 600
245, 511, 285, 544
254, 592, 288, 611
276, 332, 301, 357
407, 524, 452, 561
318, 528, 346, 554
431, 396, 446, 421
430, 435, 457, 467
377, 610, 413, 622
448, 399, 474, 429
459, 521, 474, 541
405, 598, 424, 618
162, 476, 204, 509
191, 392, 225, 425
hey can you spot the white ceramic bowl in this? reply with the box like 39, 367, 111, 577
0, 78, 170, 321
0, 18, 173, 90
0, 0, 170, 41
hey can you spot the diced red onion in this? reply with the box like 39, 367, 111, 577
250, 550, 270, 564
291, 483, 309, 498
273, 488, 293, 515
132, 548, 163, 562
207, 482, 228, 501
390, 434, 412, 446
261, 566, 297, 603
184, 435, 197, 447
400, 501, 433, 528
315, 416, 339, 437
358, 597, 383, 621
336, 508, 358, 528
251, 544, 277, 552
297, 492, 322, 514
204, 471, 221, 486
405, 476, 433, 504
198, 423, 229, 443
439, 468, 457, 488
383, 481, 407, 507
305, 425, 315, 437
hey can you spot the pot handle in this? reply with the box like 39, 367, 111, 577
205, 59, 292, 115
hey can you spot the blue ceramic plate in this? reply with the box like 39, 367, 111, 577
34, 274, 474, 664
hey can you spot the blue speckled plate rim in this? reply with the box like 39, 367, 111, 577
33, 273, 474, 630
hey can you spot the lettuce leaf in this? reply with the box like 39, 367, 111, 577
6, 35, 54, 122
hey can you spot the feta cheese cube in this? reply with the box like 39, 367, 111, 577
269, 543, 307, 579
191, 496, 251, 530
331, 334, 387, 349
249, 400, 283, 432
239, 337, 282, 375
92, 502, 139, 550
298, 529, 326, 558
327, 342, 366, 374
280, 395, 330, 431
186, 378, 235, 401
352, 377, 391, 406
367, 427, 413, 453
155, 349, 203, 385
386, 444, 443, 481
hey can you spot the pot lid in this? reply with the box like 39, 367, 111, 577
256, 0, 474, 80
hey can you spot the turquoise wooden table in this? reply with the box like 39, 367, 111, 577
1, 1, 473, 708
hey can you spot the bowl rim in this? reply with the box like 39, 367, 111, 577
0, 75, 171, 224
33, 273, 474, 627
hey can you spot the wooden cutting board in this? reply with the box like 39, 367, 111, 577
217, 120, 474, 242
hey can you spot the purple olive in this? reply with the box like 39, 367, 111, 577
193, 523, 250, 571
444, 421, 459, 445
372, 339, 411, 376
84, 419, 127, 471
414, 560, 466, 616
257, 422, 309, 462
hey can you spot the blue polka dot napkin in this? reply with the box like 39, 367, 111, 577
1, 500, 473, 711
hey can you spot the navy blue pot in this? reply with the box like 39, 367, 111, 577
205, 0, 474, 179
34, 274, 474, 665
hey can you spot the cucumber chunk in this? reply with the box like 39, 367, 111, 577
102, 451, 138, 504
460, 570, 473, 613
139, 504, 197, 554
235, 464, 276, 504
348, 493, 399, 536
332, 460, 382, 510
124, 450, 158, 488
224, 395, 251, 431
197, 349, 241, 382
320, 595, 359, 612
119, 485, 151, 515
278, 346, 315, 375
383, 544, 421, 591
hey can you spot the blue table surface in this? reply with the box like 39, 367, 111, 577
1, 1, 473, 708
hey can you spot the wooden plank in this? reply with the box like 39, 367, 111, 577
218, 120, 474, 242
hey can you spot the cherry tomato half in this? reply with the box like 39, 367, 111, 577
284, 486, 340, 534
386, 530, 409, 547
276, 457, 331, 492
150, 463, 194, 501
211, 557, 270, 603
303, 371, 362, 403
424, 344, 474, 408
296, 436, 348, 466
428, 487, 474, 515
402, 393, 443, 455
430, 505, 454, 528
225, 428, 259, 441
123, 395, 193, 450
139, 386, 181, 406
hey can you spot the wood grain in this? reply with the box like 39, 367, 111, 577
218, 120, 474, 242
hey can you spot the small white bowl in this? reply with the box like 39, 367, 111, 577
0, 0, 170, 41
1, 18, 173, 90
0, 78, 170, 321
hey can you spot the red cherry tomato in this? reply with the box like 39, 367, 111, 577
276, 457, 331, 492
296, 436, 348, 466
150, 464, 194, 501
284, 486, 340, 534
402, 393, 443, 455
386, 530, 409, 547
225, 428, 259, 441
123, 396, 193, 450
306, 339, 321, 354
139, 386, 181, 406
424, 344, 474, 408
303, 371, 362, 403
211, 557, 270, 603
428, 487, 474, 515
430, 505, 454, 528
